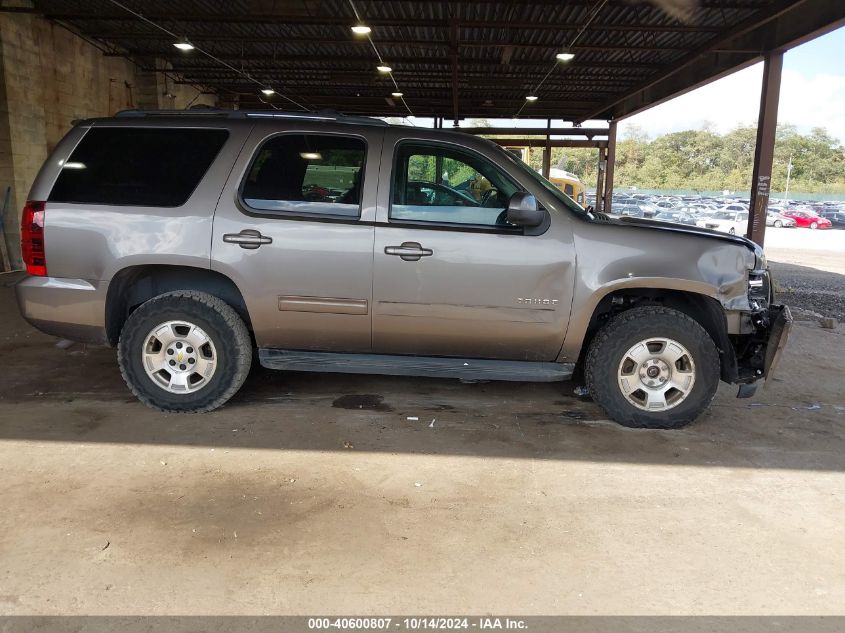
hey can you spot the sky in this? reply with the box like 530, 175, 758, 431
617, 25, 845, 143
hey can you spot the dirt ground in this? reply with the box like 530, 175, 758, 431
0, 269, 844, 616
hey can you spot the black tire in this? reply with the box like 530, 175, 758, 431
728, 227, 736, 235
118, 291, 252, 412
810, 221, 818, 230
773, 220, 783, 228
585, 306, 720, 429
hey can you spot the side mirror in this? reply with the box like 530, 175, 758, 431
506, 192, 545, 227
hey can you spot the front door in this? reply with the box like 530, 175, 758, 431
372, 133, 574, 361
211, 123, 382, 352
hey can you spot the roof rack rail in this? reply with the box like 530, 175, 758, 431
114, 108, 388, 126
114, 107, 234, 117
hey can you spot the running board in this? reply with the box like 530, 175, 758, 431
258, 349, 574, 382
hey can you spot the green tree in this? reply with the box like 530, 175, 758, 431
479, 122, 845, 195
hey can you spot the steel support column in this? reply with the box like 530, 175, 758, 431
542, 119, 552, 179
594, 147, 607, 213
746, 51, 783, 245
602, 120, 617, 214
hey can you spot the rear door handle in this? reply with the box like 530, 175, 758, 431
223, 229, 273, 249
384, 241, 433, 261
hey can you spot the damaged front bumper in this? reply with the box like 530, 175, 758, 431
733, 304, 793, 398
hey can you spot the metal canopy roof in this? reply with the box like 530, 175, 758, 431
22, 0, 845, 121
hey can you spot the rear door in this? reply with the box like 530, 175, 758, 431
211, 121, 382, 352
371, 131, 575, 361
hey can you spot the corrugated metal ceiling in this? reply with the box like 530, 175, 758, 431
23, 0, 842, 120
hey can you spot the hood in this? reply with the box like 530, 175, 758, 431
591, 213, 764, 258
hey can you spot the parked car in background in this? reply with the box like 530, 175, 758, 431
634, 202, 658, 218
687, 203, 718, 213
614, 200, 657, 218
781, 209, 832, 229
614, 203, 645, 218
697, 210, 749, 235
692, 207, 719, 219
655, 210, 698, 226
405, 181, 480, 208
655, 199, 680, 210
766, 211, 796, 228
820, 209, 845, 227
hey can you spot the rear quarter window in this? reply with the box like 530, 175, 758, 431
48, 127, 229, 207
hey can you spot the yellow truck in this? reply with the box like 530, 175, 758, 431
504, 146, 586, 207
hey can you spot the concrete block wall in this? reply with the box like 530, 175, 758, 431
0, 7, 217, 268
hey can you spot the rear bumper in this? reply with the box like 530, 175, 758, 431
15, 275, 109, 345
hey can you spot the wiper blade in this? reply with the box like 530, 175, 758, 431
585, 205, 612, 222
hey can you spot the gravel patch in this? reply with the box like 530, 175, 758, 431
770, 260, 845, 321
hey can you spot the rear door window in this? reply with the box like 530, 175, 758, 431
241, 134, 366, 218
49, 127, 229, 207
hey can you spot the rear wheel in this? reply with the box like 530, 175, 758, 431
728, 227, 736, 235
810, 221, 818, 229
773, 220, 783, 228
585, 306, 720, 429
118, 291, 252, 412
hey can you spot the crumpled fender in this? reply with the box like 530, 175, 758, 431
558, 221, 758, 362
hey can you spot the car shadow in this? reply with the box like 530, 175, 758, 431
2, 272, 844, 472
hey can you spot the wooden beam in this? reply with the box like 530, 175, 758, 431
459, 127, 609, 137
486, 139, 608, 148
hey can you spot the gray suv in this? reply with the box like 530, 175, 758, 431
16, 110, 790, 429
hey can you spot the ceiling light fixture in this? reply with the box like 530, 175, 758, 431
261, 87, 275, 96
173, 37, 195, 51
525, 95, 538, 101
556, 50, 575, 62
300, 152, 323, 160
351, 24, 371, 35
391, 92, 404, 98
377, 65, 392, 73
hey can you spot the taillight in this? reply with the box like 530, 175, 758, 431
21, 201, 46, 276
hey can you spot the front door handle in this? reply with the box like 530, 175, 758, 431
384, 241, 433, 261
223, 229, 273, 250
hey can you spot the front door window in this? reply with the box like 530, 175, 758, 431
390, 143, 521, 228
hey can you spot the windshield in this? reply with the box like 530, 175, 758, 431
713, 211, 735, 220
488, 142, 588, 216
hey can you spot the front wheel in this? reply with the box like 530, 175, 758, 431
810, 221, 818, 229
774, 220, 783, 228
585, 306, 720, 429
118, 291, 252, 412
